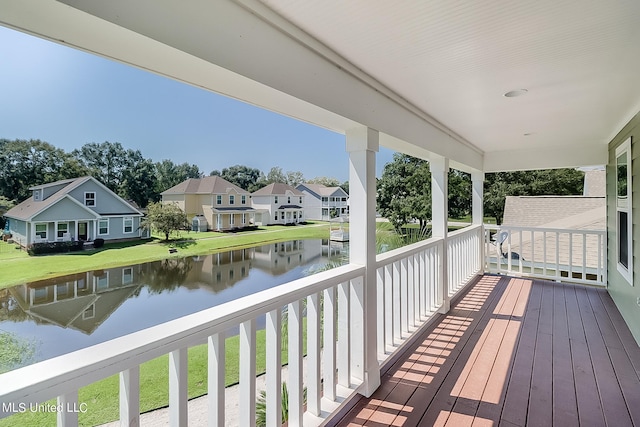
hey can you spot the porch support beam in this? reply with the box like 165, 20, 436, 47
472, 171, 485, 274
472, 171, 484, 225
431, 155, 450, 313
346, 126, 381, 397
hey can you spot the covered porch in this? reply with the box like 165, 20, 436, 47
31, 219, 97, 244
211, 208, 256, 231
1, 1, 639, 426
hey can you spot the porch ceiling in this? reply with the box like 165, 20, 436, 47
259, 0, 640, 170
2, 1, 639, 171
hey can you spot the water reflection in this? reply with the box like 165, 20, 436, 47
0, 239, 346, 367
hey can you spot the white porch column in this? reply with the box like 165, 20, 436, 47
346, 126, 381, 397
472, 171, 485, 225
472, 171, 485, 274
431, 155, 450, 313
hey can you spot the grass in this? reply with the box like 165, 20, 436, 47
0, 223, 330, 289
0, 319, 307, 427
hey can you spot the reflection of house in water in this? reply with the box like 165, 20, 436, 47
253, 239, 345, 274
183, 248, 254, 292
9, 266, 142, 334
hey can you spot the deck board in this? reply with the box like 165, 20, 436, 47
330, 275, 640, 427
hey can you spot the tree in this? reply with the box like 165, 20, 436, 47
120, 158, 157, 208
448, 170, 471, 219
72, 141, 129, 192
307, 176, 340, 187
0, 139, 87, 201
377, 154, 473, 232
74, 141, 160, 207
286, 170, 305, 187
0, 196, 15, 230
265, 166, 287, 184
155, 160, 202, 197
141, 202, 188, 241
340, 180, 349, 195
210, 164, 263, 191
377, 153, 431, 234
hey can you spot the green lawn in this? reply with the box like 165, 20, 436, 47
0, 320, 307, 427
0, 223, 330, 289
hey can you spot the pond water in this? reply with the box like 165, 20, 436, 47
0, 239, 347, 371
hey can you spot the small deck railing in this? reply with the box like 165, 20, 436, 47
484, 224, 606, 286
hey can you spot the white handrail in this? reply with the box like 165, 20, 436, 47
485, 224, 606, 286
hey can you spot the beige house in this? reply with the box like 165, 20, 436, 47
160, 176, 254, 231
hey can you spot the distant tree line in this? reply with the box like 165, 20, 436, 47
0, 139, 348, 211
377, 153, 584, 233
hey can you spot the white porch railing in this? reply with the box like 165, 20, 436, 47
0, 224, 484, 427
484, 224, 606, 286
375, 224, 483, 360
447, 226, 484, 298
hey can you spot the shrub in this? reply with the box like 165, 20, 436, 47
93, 238, 105, 248
28, 241, 72, 255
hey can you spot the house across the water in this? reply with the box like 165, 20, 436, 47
4, 176, 144, 247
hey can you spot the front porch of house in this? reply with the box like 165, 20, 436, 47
211, 208, 255, 231
31, 219, 97, 245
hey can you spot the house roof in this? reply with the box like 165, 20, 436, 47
583, 169, 606, 197
5, 176, 141, 221
502, 196, 605, 230
212, 207, 256, 212
161, 176, 249, 195
296, 183, 347, 198
29, 177, 80, 190
252, 183, 303, 196
277, 205, 302, 210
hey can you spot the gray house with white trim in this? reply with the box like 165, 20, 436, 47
4, 176, 144, 247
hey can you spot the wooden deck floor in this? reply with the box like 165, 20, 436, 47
332, 275, 640, 427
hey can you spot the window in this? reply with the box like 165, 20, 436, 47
242, 213, 246, 224
275, 212, 278, 221
299, 196, 303, 204
229, 195, 235, 205
99, 219, 109, 235
241, 195, 246, 205
123, 217, 133, 233
57, 222, 68, 238
274, 196, 278, 204
288, 196, 291, 204
34, 190, 41, 201
85, 192, 96, 207
616, 138, 633, 285
83, 304, 95, 320
216, 195, 222, 205
35, 223, 47, 239
122, 267, 133, 284
96, 273, 109, 290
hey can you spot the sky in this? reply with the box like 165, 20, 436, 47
0, 26, 395, 183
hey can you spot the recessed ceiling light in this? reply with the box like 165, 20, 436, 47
504, 89, 528, 98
